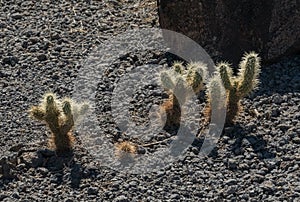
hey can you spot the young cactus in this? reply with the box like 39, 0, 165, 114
159, 61, 207, 126
29, 93, 89, 152
218, 52, 261, 123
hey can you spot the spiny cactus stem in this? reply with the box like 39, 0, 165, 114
61, 115, 74, 135
218, 63, 233, 90
226, 83, 241, 123
209, 79, 222, 110
160, 70, 175, 90
173, 76, 188, 104
205, 75, 224, 122
192, 70, 204, 93
30, 106, 45, 121
238, 56, 259, 96
172, 61, 184, 74
44, 97, 60, 136
60, 101, 74, 135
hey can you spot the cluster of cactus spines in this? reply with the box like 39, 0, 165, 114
115, 141, 137, 154
218, 52, 261, 123
115, 141, 137, 160
159, 61, 207, 126
29, 93, 89, 152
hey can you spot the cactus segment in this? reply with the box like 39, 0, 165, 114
207, 75, 223, 110
172, 61, 184, 74
29, 106, 45, 121
160, 70, 175, 90
218, 62, 233, 90
238, 52, 261, 96
205, 74, 226, 122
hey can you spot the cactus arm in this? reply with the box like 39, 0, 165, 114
186, 70, 202, 93
29, 106, 46, 121
73, 102, 89, 122
173, 76, 188, 104
44, 94, 61, 136
61, 100, 74, 135
160, 70, 175, 90
208, 75, 224, 110
237, 52, 261, 96
205, 74, 227, 123
172, 61, 184, 74
193, 67, 205, 93
185, 69, 194, 89
226, 81, 241, 123
218, 62, 233, 90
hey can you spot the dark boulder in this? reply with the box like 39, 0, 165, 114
158, 0, 300, 66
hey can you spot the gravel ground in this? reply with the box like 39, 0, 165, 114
1, 0, 300, 201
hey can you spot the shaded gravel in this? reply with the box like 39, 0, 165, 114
1, 0, 300, 201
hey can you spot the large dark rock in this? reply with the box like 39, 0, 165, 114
158, 0, 300, 66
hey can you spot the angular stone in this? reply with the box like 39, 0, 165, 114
292, 137, 300, 144
11, 13, 23, 20
87, 187, 99, 195
0, 157, 15, 179
225, 179, 237, 186
37, 54, 47, 61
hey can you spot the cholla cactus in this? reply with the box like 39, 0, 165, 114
218, 52, 261, 123
29, 93, 89, 152
159, 61, 207, 126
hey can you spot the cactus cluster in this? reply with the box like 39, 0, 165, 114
28, 53, 260, 155
29, 93, 89, 152
159, 61, 207, 126
207, 52, 261, 124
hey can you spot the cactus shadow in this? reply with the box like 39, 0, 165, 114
192, 123, 276, 160
36, 149, 82, 188
191, 137, 219, 158
227, 124, 276, 160
28, 148, 87, 188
